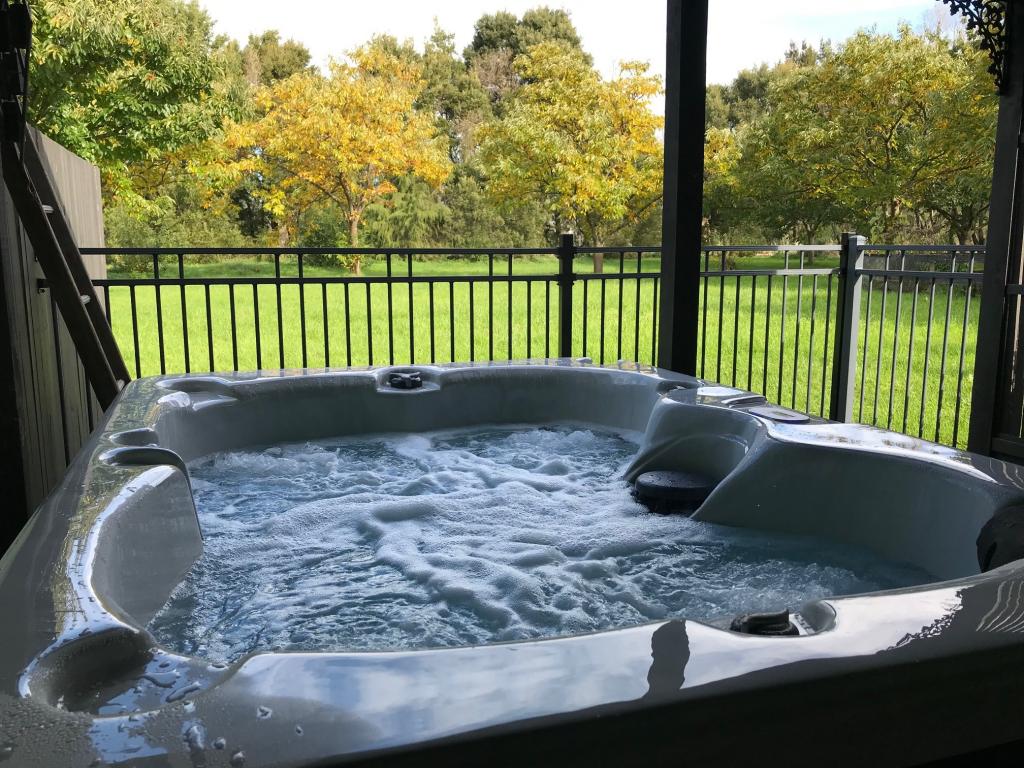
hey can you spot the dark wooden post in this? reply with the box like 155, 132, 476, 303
969, 0, 1024, 455
0, 252, 29, 553
557, 232, 575, 358
657, 0, 708, 374
829, 233, 865, 422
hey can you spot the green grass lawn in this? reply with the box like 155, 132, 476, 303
102, 252, 978, 448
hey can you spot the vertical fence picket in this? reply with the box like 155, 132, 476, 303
274, 255, 284, 368
321, 282, 329, 368
204, 284, 213, 372
178, 253, 190, 373
153, 254, 166, 375
298, 253, 307, 368
792, 252, 803, 409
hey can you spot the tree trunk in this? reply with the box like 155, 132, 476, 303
349, 217, 362, 276
588, 224, 603, 274
801, 223, 816, 265
270, 220, 290, 263
883, 199, 901, 242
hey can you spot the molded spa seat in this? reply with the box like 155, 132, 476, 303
633, 470, 716, 514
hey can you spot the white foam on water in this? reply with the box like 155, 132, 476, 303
149, 425, 933, 662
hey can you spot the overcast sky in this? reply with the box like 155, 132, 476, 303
198, 1, 945, 85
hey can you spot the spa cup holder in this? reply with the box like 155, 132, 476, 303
730, 609, 800, 636
387, 371, 423, 390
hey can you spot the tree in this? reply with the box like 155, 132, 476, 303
362, 177, 450, 248
465, 8, 586, 61
438, 168, 547, 248
224, 42, 452, 272
736, 117, 846, 243
705, 84, 730, 130
472, 48, 519, 111
419, 26, 491, 162
465, 11, 519, 59
517, 8, 586, 56
477, 42, 662, 271
702, 127, 741, 241
105, 182, 253, 250
465, 7, 591, 114
917, 41, 997, 243
704, 42, 823, 132
747, 28, 996, 242
30, 0, 225, 195
241, 30, 312, 85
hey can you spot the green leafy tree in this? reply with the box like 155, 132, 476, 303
362, 177, 450, 248
705, 84, 730, 130
438, 169, 546, 248
917, 42, 997, 243
105, 192, 252, 251
466, 8, 586, 61
419, 26, 491, 162
702, 127, 742, 241
242, 30, 312, 85
516, 8, 586, 56
30, 0, 225, 196
722, 65, 776, 127
465, 11, 519, 59
465, 7, 590, 114
706, 43, 822, 131
746, 28, 995, 242
735, 118, 846, 243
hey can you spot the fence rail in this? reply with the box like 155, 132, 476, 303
42, 236, 983, 456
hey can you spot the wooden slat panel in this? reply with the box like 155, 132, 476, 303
0, 130, 106, 552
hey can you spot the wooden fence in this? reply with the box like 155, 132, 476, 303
0, 128, 105, 551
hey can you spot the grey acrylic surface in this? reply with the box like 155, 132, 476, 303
3, 360, 1024, 767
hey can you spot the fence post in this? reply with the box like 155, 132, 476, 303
829, 232, 866, 422
557, 232, 575, 359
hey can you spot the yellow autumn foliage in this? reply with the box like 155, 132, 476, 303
223, 42, 452, 266
477, 41, 662, 260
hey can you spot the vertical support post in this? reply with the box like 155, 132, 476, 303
969, 0, 1024, 455
0, 249, 29, 554
557, 232, 575, 359
829, 233, 865, 422
657, 0, 708, 374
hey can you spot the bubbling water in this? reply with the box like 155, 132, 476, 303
149, 425, 933, 662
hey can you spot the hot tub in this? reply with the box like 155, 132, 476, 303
3, 360, 1024, 766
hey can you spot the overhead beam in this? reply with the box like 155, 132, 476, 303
657, 0, 708, 375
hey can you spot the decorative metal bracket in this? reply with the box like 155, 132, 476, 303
942, 0, 1008, 92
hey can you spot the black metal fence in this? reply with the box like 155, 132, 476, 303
849, 242, 983, 447
44, 235, 982, 452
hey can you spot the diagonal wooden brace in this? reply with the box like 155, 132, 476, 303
20, 133, 131, 386
1, 139, 126, 408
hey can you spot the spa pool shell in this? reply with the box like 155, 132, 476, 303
3, 360, 1024, 767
